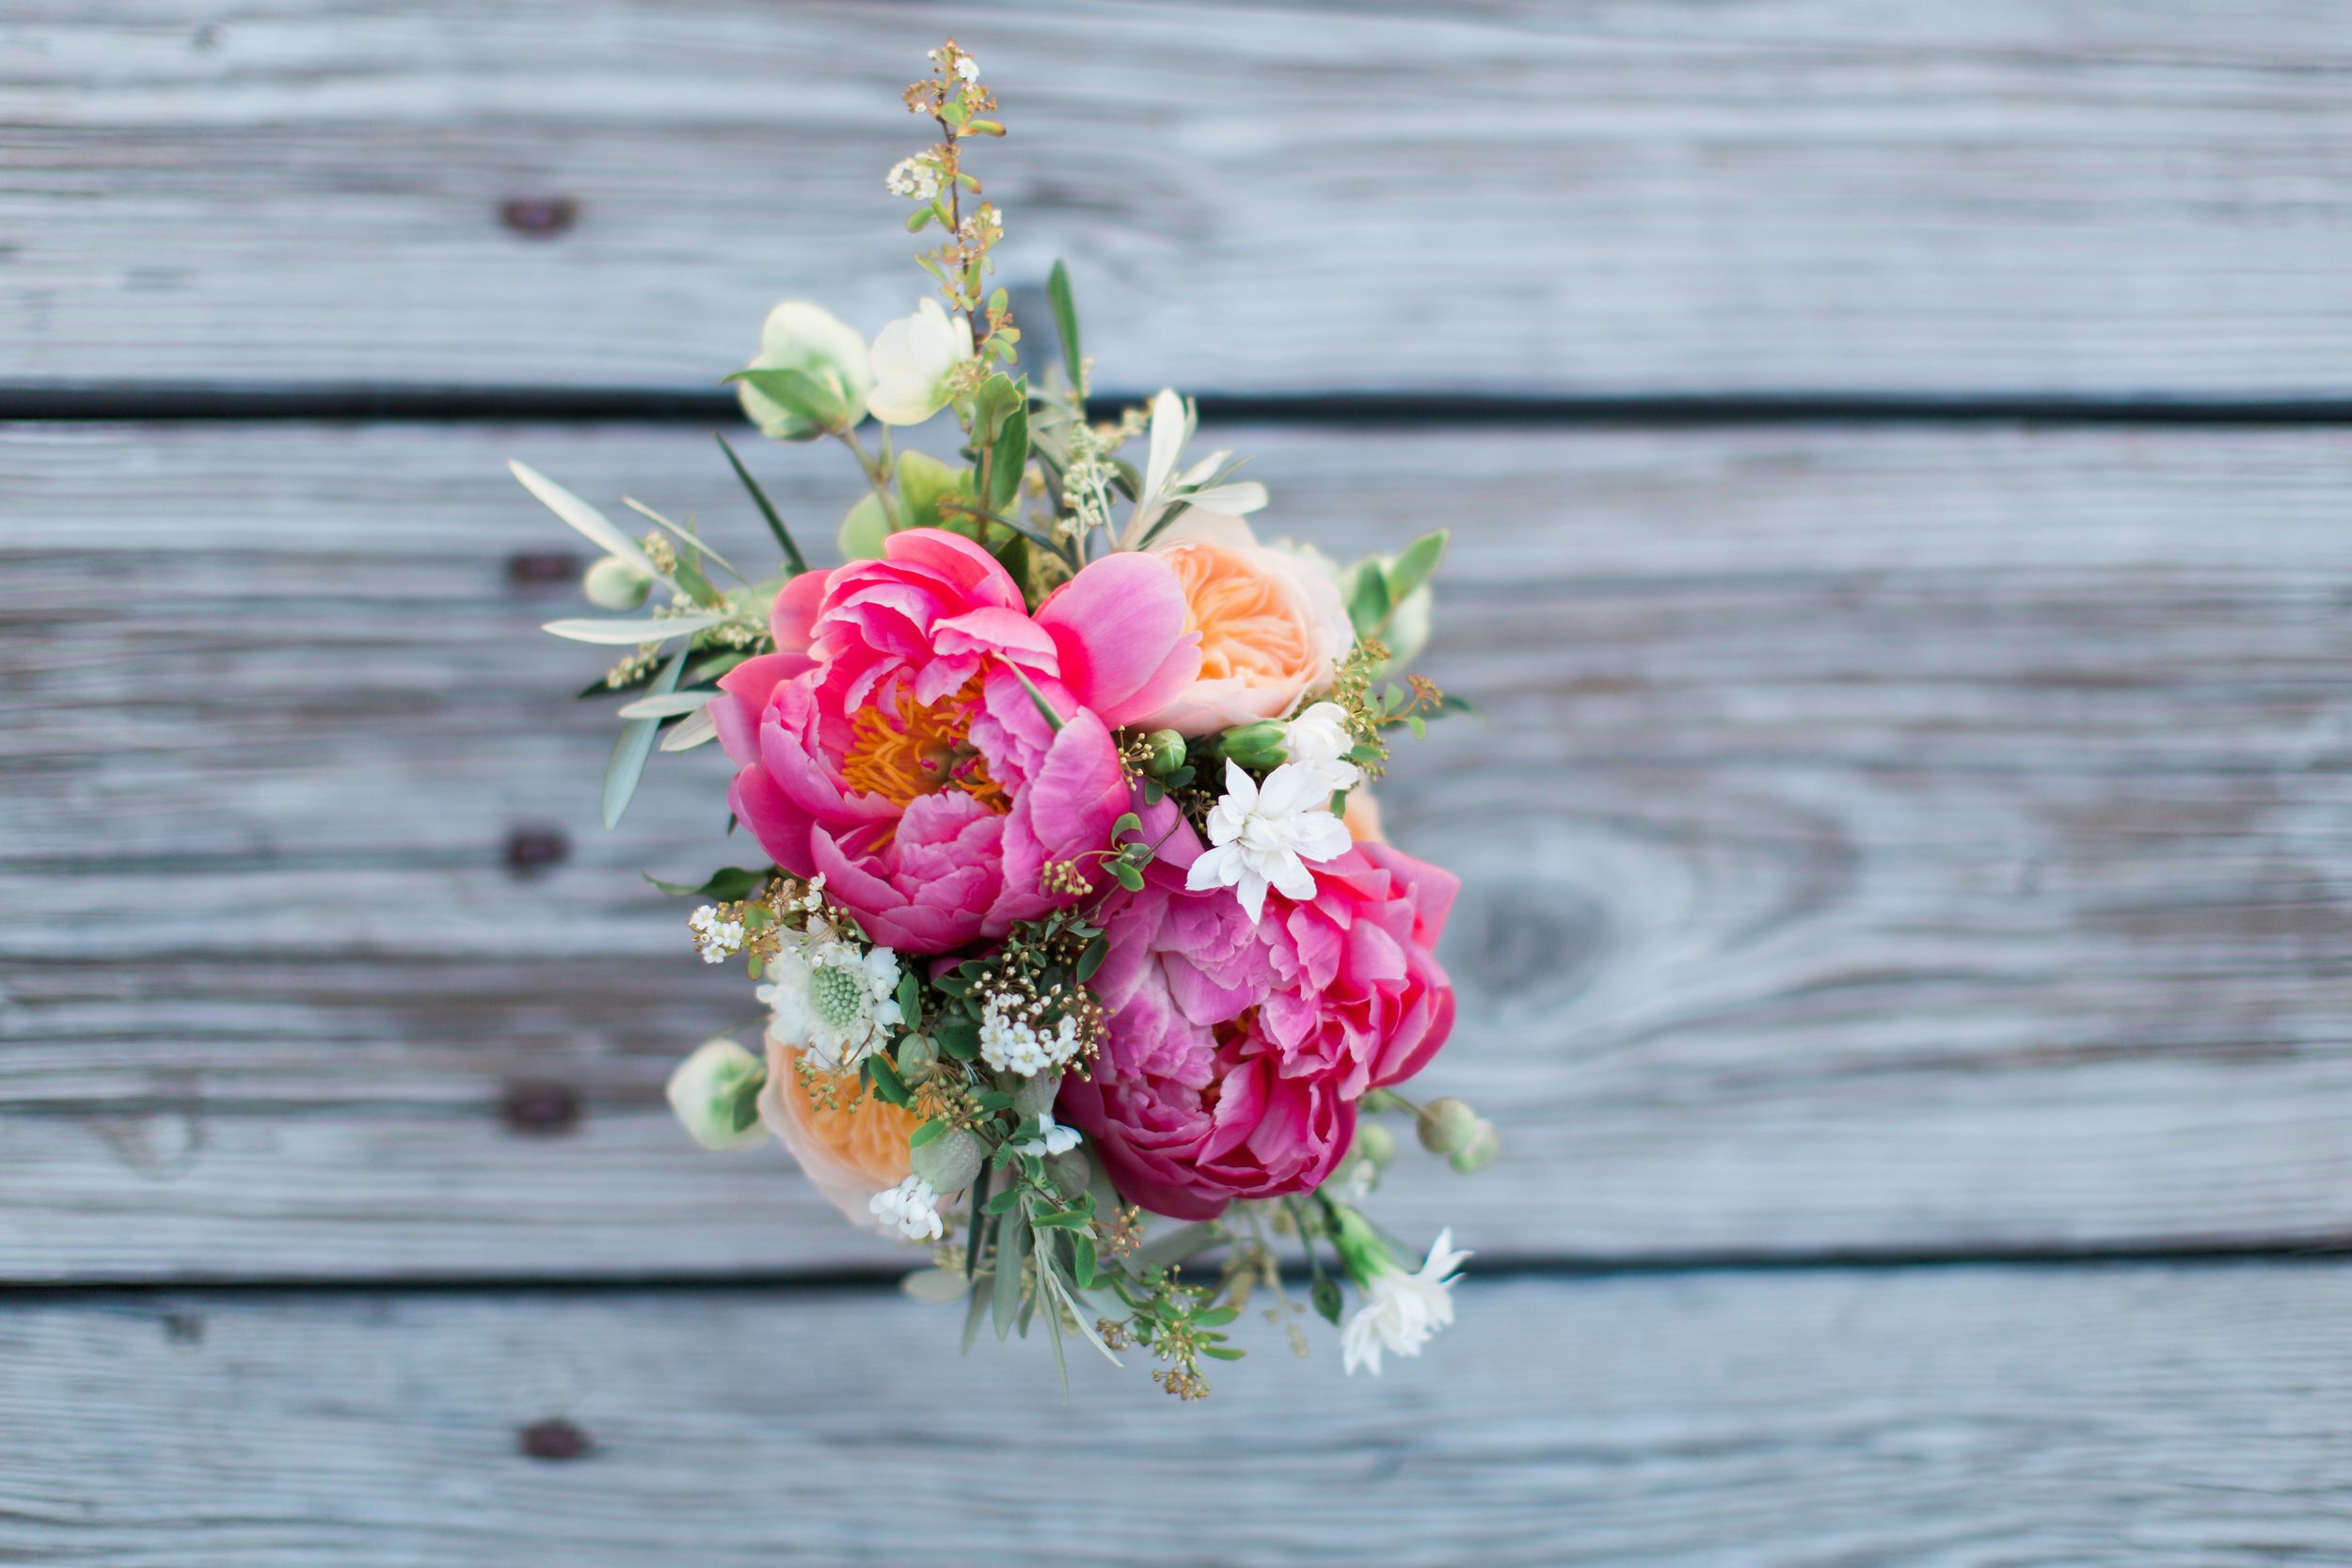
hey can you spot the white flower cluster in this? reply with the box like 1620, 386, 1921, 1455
688, 905, 744, 964
1281, 701, 1363, 794
885, 155, 942, 201
978, 997, 1084, 1077
870, 1175, 945, 1242
756, 911, 903, 1071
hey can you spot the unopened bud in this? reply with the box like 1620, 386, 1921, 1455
1143, 729, 1189, 777
1216, 720, 1285, 768
1416, 1097, 1480, 1155
664, 1037, 767, 1151
1448, 1119, 1501, 1174
582, 554, 651, 610
1353, 1119, 1397, 1168
897, 1035, 938, 1085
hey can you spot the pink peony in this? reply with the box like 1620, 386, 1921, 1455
710, 530, 1200, 952
1058, 834, 1459, 1220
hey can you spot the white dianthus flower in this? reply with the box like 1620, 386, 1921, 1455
1281, 701, 1363, 794
755, 915, 903, 1070
1184, 759, 1353, 923
1342, 1228, 1470, 1377
1014, 1111, 1082, 1159
977, 998, 1082, 1077
870, 1175, 945, 1242
687, 905, 744, 964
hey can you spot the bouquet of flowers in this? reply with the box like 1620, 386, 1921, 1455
515, 41, 1493, 1399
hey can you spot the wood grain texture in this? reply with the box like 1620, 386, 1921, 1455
8, 1, 2352, 396
7, 420, 2352, 1280
5, 1264, 2350, 1564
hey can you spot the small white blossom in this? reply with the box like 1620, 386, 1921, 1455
1281, 701, 1363, 794
756, 914, 903, 1070
978, 997, 1083, 1077
954, 53, 979, 82
688, 905, 744, 964
1014, 1111, 1082, 1159
866, 298, 974, 426
1343, 1228, 1470, 1376
1184, 759, 1354, 923
870, 1175, 945, 1242
886, 156, 942, 201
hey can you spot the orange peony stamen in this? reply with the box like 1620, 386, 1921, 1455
839, 673, 1010, 813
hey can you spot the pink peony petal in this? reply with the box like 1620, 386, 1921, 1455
1034, 552, 1203, 727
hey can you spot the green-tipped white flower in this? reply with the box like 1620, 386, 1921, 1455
866, 298, 973, 426
664, 1037, 768, 1152
737, 301, 873, 441
1340, 1226, 1470, 1377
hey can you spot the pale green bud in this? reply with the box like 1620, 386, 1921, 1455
1448, 1119, 1501, 1174
896, 1034, 938, 1085
736, 300, 873, 442
1216, 720, 1286, 768
582, 554, 651, 610
1143, 729, 1189, 777
1353, 1119, 1397, 1168
1416, 1097, 1480, 1155
664, 1037, 767, 1152
911, 1126, 984, 1196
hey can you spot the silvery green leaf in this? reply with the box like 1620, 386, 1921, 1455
1181, 481, 1268, 515
1131, 1220, 1224, 1273
1044, 1269, 1123, 1367
992, 1205, 1031, 1340
510, 461, 668, 584
542, 612, 732, 645
1383, 529, 1449, 606
658, 705, 721, 753
614, 689, 718, 721
603, 650, 685, 830
1174, 450, 1229, 491
900, 1267, 971, 1305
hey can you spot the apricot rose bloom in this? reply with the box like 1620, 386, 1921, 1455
758, 1036, 927, 1226
710, 530, 1200, 953
1138, 513, 1354, 736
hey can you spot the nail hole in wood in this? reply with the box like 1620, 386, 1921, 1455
500, 197, 580, 239
503, 825, 570, 879
518, 1418, 592, 1461
505, 549, 581, 594
501, 1081, 582, 1136
162, 1311, 205, 1345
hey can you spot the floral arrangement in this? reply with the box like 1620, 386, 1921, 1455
515, 41, 1493, 1398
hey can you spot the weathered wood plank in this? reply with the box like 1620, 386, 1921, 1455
6, 420, 2352, 1280
4, 1264, 2349, 1564
8, 2, 2352, 396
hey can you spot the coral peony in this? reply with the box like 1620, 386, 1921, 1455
1059, 836, 1458, 1220
711, 530, 1200, 951
1137, 513, 1354, 736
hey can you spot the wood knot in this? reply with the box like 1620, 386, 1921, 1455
500, 197, 580, 239
505, 549, 581, 594
501, 1081, 582, 1136
162, 1311, 205, 1345
503, 825, 570, 878
517, 1418, 592, 1461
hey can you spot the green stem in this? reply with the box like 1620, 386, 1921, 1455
838, 425, 899, 530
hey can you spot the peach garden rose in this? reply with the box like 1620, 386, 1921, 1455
1138, 512, 1355, 736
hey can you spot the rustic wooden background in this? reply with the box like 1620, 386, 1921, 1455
7, 2, 2352, 1561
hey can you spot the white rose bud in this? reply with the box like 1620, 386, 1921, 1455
736, 301, 873, 442
664, 1037, 768, 1152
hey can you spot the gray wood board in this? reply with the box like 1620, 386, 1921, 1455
8, 1, 2352, 397
4, 1263, 2349, 1564
7, 420, 2351, 1280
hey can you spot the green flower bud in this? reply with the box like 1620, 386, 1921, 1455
1416, 1097, 1480, 1155
911, 1126, 984, 1196
736, 300, 873, 442
1448, 1119, 1501, 1174
664, 1037, 767, 1152
1353, 1119, 1397, 1168
1324, 1200, 1396, 1286
1216, 720, 1286, 768
582, 554, 651, 610
896, 1034, 938, 1085
1143, 729, 1189, 777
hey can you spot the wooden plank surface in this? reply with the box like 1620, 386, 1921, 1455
4, 1263, 2348, 1564
7, 419, 2351, 1280
8, 1, 2352, 397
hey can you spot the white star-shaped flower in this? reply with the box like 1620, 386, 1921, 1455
1342, 1228, 1470, 1376
1185, 759, 1352, 922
